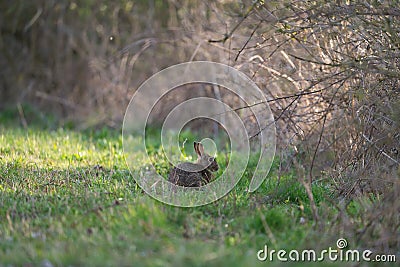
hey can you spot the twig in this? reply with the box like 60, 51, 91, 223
24, 7, 43, 32
235, 20, 262, 61
362, 134, 400, 165
208, 3, 256, 43
17, 103, 28, 129
309, 79, 346, 180
35, 91, 77, 109
189, 40, 204, 62
294, 157, 320, 227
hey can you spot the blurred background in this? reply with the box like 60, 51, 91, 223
1, 0, 399, 252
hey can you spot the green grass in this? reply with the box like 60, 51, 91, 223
0, 122, 375, 266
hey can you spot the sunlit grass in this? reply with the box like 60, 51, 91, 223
0, 125, 348, 266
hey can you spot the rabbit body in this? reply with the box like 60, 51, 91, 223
168, 142, 218, 187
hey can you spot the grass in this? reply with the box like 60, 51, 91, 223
0, 117, 390, 266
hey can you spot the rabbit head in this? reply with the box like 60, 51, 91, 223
194, 142, 219, 172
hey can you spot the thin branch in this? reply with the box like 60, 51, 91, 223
310, 79, 346, 179
362, 134, 400, 165
235, 20, 262, 61
208, 3, 256, 43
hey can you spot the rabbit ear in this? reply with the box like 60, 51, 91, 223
197, 142, 204, 156
194, 142, 199, 156
194, 142, 203, 157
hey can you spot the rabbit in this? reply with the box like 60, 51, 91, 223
168, 142, 219, 187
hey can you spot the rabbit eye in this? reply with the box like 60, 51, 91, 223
208, 157, 215, 163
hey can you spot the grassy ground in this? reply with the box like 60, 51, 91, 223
0, 117, 390, 266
